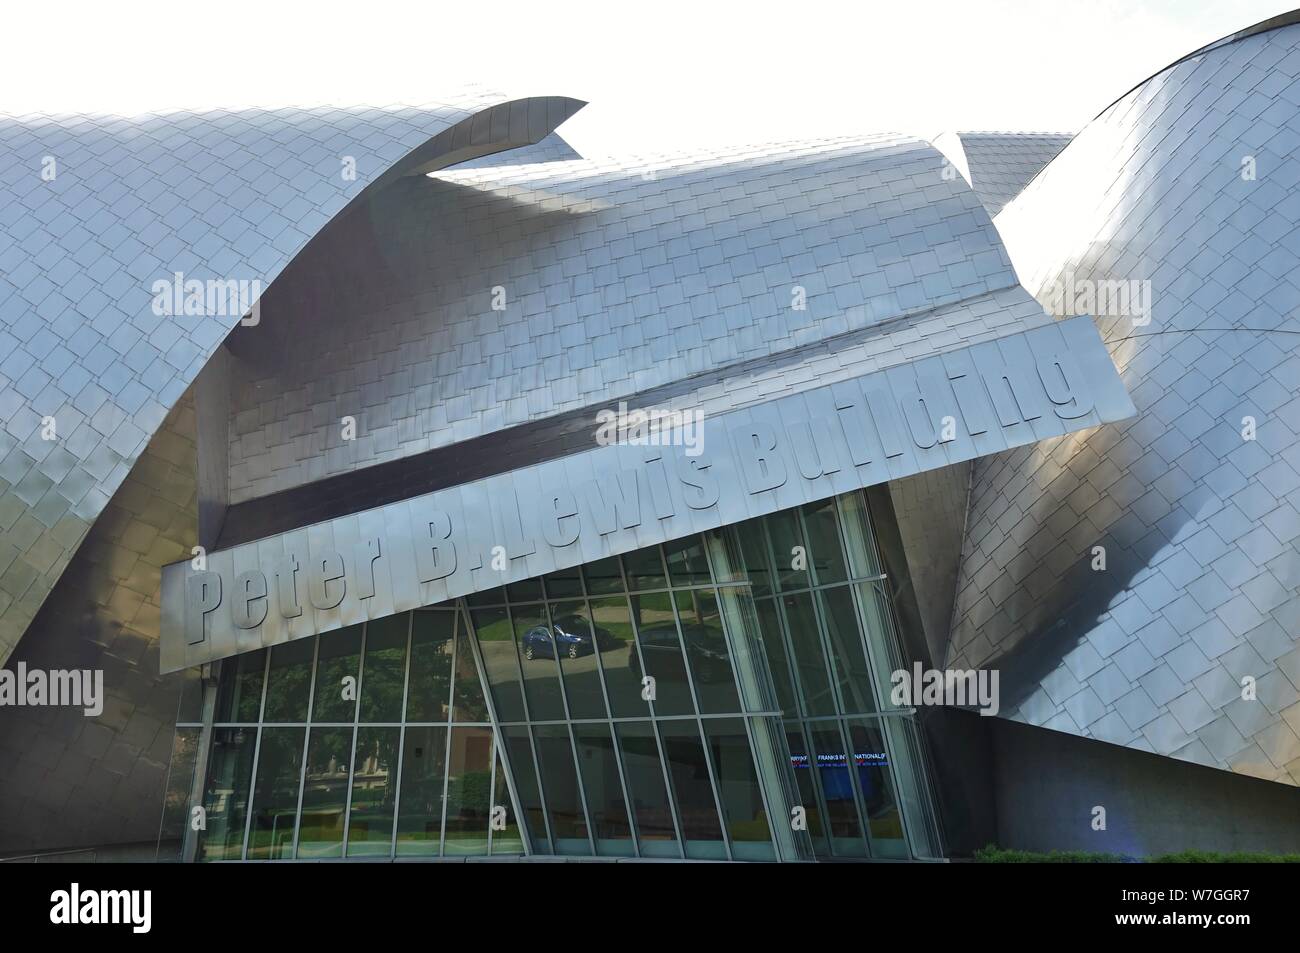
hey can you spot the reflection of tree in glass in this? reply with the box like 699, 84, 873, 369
408, 612, 454, 721
347, 727, 401, 854
359, 616, 408, 722
249, 728, 304, 859
314, 627, 361, 722
298, 727, 352, 857
351, 728, 399, 808
457, 772, 492, 812
263, 649, 313, 722
396, 726, 448, 851
452, 623, 489, 721
303, 729, 352, 795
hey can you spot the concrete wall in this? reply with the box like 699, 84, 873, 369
990, 717, 1300, 856
887, 462, 972, 668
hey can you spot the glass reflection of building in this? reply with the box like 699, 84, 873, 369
178, 489, 944, 862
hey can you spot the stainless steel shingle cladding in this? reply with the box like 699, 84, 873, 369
0, 101, 584, 856
160, 131, 1135, 671
0, 93, 585, 666
0, 73, 1141, 857
225, 135, 1033, 503
948, 19, 1300, 785
0, 396, 199, 854
931, 131, 1074, 217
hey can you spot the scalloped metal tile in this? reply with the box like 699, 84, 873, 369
949, 20, 1300, 786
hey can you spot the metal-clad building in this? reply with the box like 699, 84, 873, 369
3, 10, 1300, 863
951, 12, 1300, 786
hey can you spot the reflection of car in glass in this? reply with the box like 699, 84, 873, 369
630, 624, 731, 680
521, 617, 615, 660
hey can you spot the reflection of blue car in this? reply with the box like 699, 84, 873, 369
521, 617, 613, 660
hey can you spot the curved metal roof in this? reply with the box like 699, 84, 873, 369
222, 133, 1031, 504
0, 94, 584, 662
985, 8, 1300, 218
1094, 7, 1300, 123
931, 131, 1073, 217
950, 18, 1300, 785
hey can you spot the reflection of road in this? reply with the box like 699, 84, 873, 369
554, 653, 599, 676
595, 645, 642, 706
479, 640, 521, 684
477, 633, 659, 714
557, 650, 606, 714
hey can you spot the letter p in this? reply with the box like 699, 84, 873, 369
186, 571, 222, 645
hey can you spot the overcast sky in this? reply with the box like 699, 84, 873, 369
2, 0, 1291, 155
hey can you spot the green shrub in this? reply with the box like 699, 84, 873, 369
1148, 850, 1300, 863
974, 845, 1130, 863
974, 844, 1300, 863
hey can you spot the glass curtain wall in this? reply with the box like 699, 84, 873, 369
181, 489, 942, 862
718, 493, 945, 859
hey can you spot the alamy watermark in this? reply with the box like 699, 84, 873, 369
50, 883, 150, 933
151, 272, 261, 325
595, 400, 705, 456
0, 663, 103, 716
1043, 271, 1151, 326
890, 662, 1000, 716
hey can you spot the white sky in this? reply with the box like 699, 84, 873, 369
1, 0, 1291, 155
